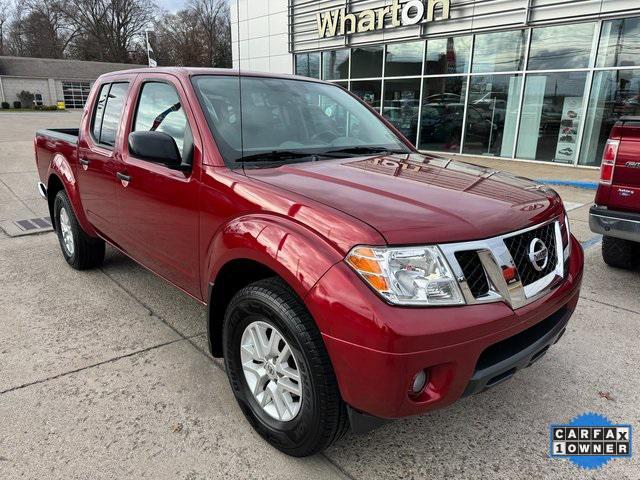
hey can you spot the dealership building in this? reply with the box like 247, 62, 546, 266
0, 56, 143, 108
231, 0, 640, 168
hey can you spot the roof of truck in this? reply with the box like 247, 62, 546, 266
98, 67, 328, 84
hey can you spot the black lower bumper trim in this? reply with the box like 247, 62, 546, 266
462, 306, 573, 397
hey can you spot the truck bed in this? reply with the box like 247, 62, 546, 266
34, 128, 79, 186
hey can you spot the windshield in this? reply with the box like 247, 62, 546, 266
191, 75, 410, 166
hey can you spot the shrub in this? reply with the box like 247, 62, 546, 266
13, 101, 21, 109
17, 90, 35, 108
1, 102, 9, 109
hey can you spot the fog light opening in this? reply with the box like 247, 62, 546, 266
410, 369, 429, 397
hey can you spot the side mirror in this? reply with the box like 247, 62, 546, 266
128, 131, 187, 170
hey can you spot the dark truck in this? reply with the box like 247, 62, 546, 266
35, 68, 584, 456
590, 116, 640, 269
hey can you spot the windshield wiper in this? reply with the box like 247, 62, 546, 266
236, 151, 319, 163
325, 146, 409, 156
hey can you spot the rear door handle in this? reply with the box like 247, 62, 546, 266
79, 157, 90, 166
116, 172, 131, 183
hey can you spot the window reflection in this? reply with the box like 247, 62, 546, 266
295, 53, 321, 78
350, 80, 382, 110
472, 31, 525, 73
386, 41, 423, 77
597, 17, 640, 68
419, 77, 467, 152
580, 69, 640, 166
382, 78, 421, 144
528, 23, 595, 70
351, 46, 383, 79
322, 49, 349, 80
516, 72, 587, 163
463, 75, 522, 157
425, 36, 471, 74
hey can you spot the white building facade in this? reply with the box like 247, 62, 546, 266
231, 0, 640, 168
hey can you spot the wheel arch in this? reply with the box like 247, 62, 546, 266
204, 215, 344, 358
46, 154, 96, 236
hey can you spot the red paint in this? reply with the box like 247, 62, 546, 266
596, 117, 640, 211
35, 68, 585, 419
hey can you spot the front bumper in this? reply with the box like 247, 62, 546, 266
305, 236, 584, 420
589, 205, 640, 243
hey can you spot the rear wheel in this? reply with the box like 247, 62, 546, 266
601, 236, 640, 270
223, 277, 348, 457
54, 190, 105, 270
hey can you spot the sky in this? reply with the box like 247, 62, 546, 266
156, 0, 188, 13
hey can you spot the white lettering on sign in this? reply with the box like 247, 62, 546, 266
316, 0, 451, 38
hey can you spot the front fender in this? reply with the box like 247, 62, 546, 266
204, 214, 346, 301
47, 153, 96, 236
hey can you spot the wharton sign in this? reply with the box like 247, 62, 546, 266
317, 0, 451, 38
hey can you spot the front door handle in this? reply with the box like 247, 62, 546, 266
116, 172, 131, 184
79, 157, 90, 168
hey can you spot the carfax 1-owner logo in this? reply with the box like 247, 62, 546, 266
550, 413, 633, 470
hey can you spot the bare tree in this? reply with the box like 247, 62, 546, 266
59, 0, 157, 63
189, 0, 229, 67
0, 0, 10, 55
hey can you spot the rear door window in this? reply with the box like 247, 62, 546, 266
92, 82, 129, 147
91, 84, 110, 141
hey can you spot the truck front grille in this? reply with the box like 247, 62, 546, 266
455, 251, 490, 297
503, 222, 558, 287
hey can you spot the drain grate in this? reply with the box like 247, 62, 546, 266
0, 216, 53, 237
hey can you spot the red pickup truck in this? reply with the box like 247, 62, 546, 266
35, 68, 584, 456
590, 117, 640, 269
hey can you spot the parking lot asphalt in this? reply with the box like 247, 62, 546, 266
1, 112, 639, 479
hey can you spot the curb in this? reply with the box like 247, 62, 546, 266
537, 179, 598, 190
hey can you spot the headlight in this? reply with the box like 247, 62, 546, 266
345, 246, 464, 306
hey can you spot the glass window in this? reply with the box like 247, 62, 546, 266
425, 36, 471, 74
133, 82, 189, 157
322, 49, 349, 80
382, 78, 421, 144
597, 17, 640, 68
528, 23, 595, 70
579, 69, 640, 166
463, 74, 522, 157
516, 72, 587, 164
472, 30, 525, 73
98, 83, 128, 147
350, 80, 382, 110
351, 46, 383, 79
386, 41, 423, 77
191, 76, 409, 166
419, 76, 467, 152
295, 52, 321, 78
91, 83, 110, 141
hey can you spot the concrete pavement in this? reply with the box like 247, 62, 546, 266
1, 112, 638, 479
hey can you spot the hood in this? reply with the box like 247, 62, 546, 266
246, 153, 564, 245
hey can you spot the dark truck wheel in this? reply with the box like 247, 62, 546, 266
223, 277, 348, 457
54, 190, 105, 270
601, 236, 640, 270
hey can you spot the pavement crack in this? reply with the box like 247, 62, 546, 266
98, 268, 224, 372
320, 453, 359, 480
0, 337, 191, 396
579, 295, 640, 316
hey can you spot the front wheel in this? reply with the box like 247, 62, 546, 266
54, 190, 105, 270
223, 277, 348, 456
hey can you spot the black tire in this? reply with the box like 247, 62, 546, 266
53, 190, 105, 270
601, 236, 640, 270
223, 277, 348, 457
